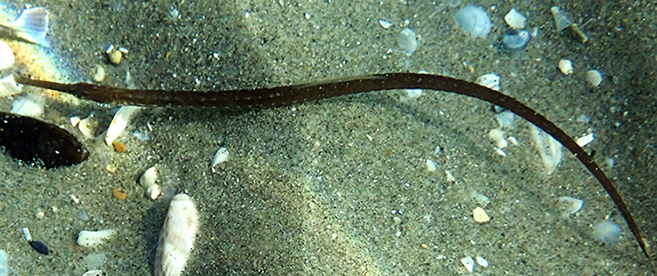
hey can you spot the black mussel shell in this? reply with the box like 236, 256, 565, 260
0, 112, 89, 168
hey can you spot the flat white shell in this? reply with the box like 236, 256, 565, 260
460, 256, 475, 272
504, 9, 526, 29
10, 94, 44, 117
77, 229, 116, 247
475, 73, 500, 91
556, 196, 584, 217
154, 193, 200, 276
586, 70, 603, 87
211, 147, 229, 172
473, 207, 490, 223
0, 41, 14, 70
476, 256, 489, 267
105, 106, 142, 145
0, 75, 22, 97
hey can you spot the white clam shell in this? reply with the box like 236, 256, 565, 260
0, 41, 14, 70
154, 193, 200, 276
105, 106, 142, 146
77, 229, 116, 247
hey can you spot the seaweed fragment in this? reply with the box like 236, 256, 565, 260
13, 73, 650, 258
0, 111, 89, 168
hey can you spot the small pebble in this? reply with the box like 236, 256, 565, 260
112, 188, 128, 200
112, 141, 126, 153
476, 256, 489, 267
92, 64, 106, 82
107, 46, 122, 65
473, 207, 490, 222
426, 159, 437, 172
586, 70, 603, 87
558, 59, 573, 75
504, 9, 526, 29
29, 240, 49, 255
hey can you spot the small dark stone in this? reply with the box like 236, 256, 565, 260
29, 240, 50, 255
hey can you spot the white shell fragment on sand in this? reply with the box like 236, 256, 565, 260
473, 207, 490, 223
82, 270, 105, 276
558, 59, 573, 75
154, 193, 200, 276
0, 249, 7, 276
426, 159, 437, 172
556, 196, 584, 218
475, 73, 500, 91
576, 132, 594, 147
378, 19, 393, 29
586, 70, 603, 88
78, 114, 102, 139
593, 220, 622, 244
139, 166, 160, 200
77, 229, 116, 247
0, 41, 14, 70
397, 28, 418, 56
0, 74, 22, 97
504, 9, 526, 29
211, 147, 229, 172
551, 6, 572, 32
476, 256, 489, 267
11, 94, 44, 117
488, 128, 507, 149
530, 125, 562, 175
460, 256, 475, 272
105, 106, 143, 146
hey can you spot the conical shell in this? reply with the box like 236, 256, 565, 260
154, 193, 200, 276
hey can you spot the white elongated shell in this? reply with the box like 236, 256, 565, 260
0, 41, 14, 70
140, 166, 160, 200
154, 193, 200, 276
105, 106, 142, 146
77, 229, 116, 247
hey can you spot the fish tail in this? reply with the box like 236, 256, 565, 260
8, 7, 50, 47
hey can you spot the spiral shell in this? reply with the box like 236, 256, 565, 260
154, 193, 200, 276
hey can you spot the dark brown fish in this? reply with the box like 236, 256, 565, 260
0, 112, 88, 168
13, 73, 650, 258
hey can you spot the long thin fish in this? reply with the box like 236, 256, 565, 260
13, 72, 650, 258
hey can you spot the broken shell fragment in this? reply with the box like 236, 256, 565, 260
586, 70, 603, 88
551, 6, 572, 32
77, 229, 116, 247
556, 196, 584, 218
105, 106, 142, 146
504, 9, 526, 29
473, 207, 490, 222
475, 73, 500, 91
139, 166, 160, 200
0, 75, 22, 97
211, 147, 229, 172
0, 41, 14, 70
154, 193, 200, 276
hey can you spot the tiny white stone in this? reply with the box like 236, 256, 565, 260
70, 194, 80, 204
576, 132, 594, 147
586, 70, 603, 88
211, 147, 229, 172
558, 59, 573, 75
504, 9, 526, 29
92, 64, 106, 82
475, 73, 500, 91
445, 170, 456, 183
0, 41, 14, 70
378, 19, 393, 29
140, 166, 160, 200
460, 256, 475, 272
426, 159, 437, 172
0, 74, 22, 97
77, 230, 116, 247
488, 128, 507, 149
473, 207, 490, 222
475, 256, 489, 267
105, 106, 143, 146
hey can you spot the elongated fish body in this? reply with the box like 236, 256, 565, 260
0, 7, 49, 47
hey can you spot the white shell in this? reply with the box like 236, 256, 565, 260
475, 73, 500, 91
586, 70, 603, 88
211, 147, 229, 172
476, 256, 489, 267
473, 207, 490, 223
530, 125, 562, 175
0, 249, 7, 276
460, 256, 475, 272
82, 270, 105, 276
78, 114, 102, 139
556, 196, 584, 218
558, 59, 573, 75
105, 106, 143, 145
10, 94, 44, 117
77, 229, 116, 247
0, 41, 14, 70
0, 75, 22, 97
397, 28, 418, 56
426, 159, 437, 172
378, 19, 392, 29
139, 166, 160, 200
551, 6, 572, 31
576, 132, 594, 147
154, 193, 200, 276
504, 9, 526, 29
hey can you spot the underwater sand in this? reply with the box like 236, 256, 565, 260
0, 0, 655, 275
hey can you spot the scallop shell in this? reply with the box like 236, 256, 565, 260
154, 193, 200, 276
